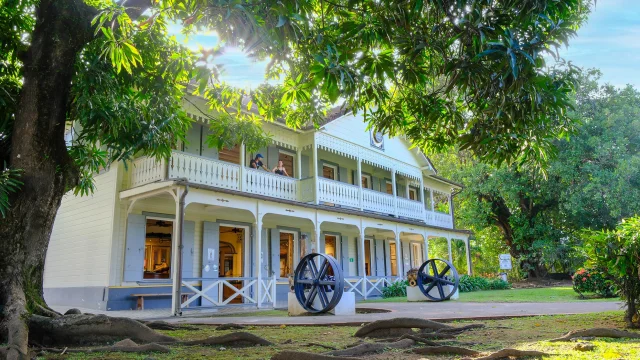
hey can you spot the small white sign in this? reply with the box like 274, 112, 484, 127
499, 254, 512, 270
208, 248, 215, 262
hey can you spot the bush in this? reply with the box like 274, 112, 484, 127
458, 275, 511, 293
572, 267, 616, 298
382, 280, 408, 298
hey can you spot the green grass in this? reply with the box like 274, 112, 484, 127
38, 311, 640, 359
362, 286, 622, 304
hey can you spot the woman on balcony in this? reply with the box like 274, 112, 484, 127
272, 160, 290, 177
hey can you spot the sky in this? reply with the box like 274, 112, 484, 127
170, 0, 640, 89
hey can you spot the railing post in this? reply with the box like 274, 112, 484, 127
239, 143, 245, 192
312, 133, 319, 205
419, 175, 426, 221
357, 156, 363, 210
272, 273, 277, 308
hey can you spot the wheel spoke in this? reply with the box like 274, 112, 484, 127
297, 279, 314, 284
318, 258, 329, 280
319, 280, 335, 286
305, 286, 318, 307
438, 265, 451, 278
438, 278, 455, 286
318, 286, 328, 308
436, 282, 445, 299
308, 258, 319, 278
421, 274, 436, 282
430, 261, 438, 277
424, 281, 436, 294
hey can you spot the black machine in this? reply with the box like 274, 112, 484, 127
416, 258, 460, 301
293, 253, 344, 313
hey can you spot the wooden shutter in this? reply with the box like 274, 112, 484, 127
124, 214, 146, 282
218, 144, 241, 164
338, 166, 348, 183
182, 221, 195, 279
340, 236, 350, 276
202, 221, 220, 306
270, 229, 280, 277
375, 238, 385, 276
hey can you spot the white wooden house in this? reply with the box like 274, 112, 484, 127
44, 97, 471, 312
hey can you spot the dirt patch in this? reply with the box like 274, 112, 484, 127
512, 279, 572, 289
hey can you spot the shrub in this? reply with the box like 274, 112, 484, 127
458, 275, 511, 292
382, 280, 408, 298
572, 267, 616, 298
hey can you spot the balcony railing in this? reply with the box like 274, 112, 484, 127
128, 151, 454, 229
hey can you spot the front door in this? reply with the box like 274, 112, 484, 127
219, 226, 244, 303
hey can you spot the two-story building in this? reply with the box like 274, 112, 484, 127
43, 96, 472, 313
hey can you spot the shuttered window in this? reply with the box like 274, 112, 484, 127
219, 144, 241, 164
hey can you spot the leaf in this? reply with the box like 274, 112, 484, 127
276, 15, 287, 27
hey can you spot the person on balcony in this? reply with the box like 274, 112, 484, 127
250, 154, 271, 172
272, 160, 290, 177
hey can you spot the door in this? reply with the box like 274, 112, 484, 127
322, 164, 337, 180
219, 226, 245, 303
364, 239, 372, 276
124, 214, 146, 282
279, 151, 295, 177
374, 238, 385, 276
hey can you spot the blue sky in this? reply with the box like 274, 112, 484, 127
171, 1, 640, 89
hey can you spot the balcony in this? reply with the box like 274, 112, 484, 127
129, 151, 454, 229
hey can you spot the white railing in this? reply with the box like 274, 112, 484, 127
362, 189, 395, 215
317, 178, 360, 208
130, 156, 166, 187
244, 168, 298, 201
168, 151, 240, 190
344, 277, 364, 297
365, 276, 394, 297
425, 210, 453, 228
299, 177, 315, 202
180, 276, 276, 308
397, 197, 424, 221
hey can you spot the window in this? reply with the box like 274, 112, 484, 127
143, 219, 173, 279
279, 150, 295, 176
389, 242, 397, 276
408, 187, 418, 201
322, 163, 337, 180
385, 180, 393, 195
361, 174, 371, 189
364, 239, 372, 276
279, 232, 295, 277
411, 243, 424, 268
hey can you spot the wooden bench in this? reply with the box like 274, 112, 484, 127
131, 293, 194, 310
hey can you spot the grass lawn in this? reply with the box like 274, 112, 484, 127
362, 286, 622, 304
38, 311, 640, 359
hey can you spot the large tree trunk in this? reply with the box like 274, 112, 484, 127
0, 1, 94, 358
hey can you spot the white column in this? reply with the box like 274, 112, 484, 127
312, 134, 319, 204
239, 142, 246, 191
419, 176, 426, 220
171, 188, 183, 316
465, 237, 472, 276
430, 189, 435, 211
357, 157, 363, 210
359, 226, 367, 299
424, 234, 430, 261
255, 216, 262, 308
395, 232, 402, 277
447, 237, 453, 263
405, 181, 410, 199
449, 194, 454, 228
315, 226, 321, 254
296, 147, 302, 179
391, 169, 398, 217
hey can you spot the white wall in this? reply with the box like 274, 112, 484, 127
44, 166, 119, 288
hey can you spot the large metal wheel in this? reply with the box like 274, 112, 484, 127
417, 258, 459, 301
293, 253, 344, 313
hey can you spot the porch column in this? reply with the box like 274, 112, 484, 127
296, 147, 302, 179
391, 169, 398, 217
447, 237, 453, 263
424, 233, 430, 260
394, 232, 402, 277
359, 226, 367, 299
171, 187, 183, 316
430, 189, 435, 211
357, 157, 363, 210
315, 225, 321, 254
405, 180, 410, 199
465, 237, 473, 276
312, 133, 319, 204
419, 176, 426, 219
255, 216, 263, 308
239, 142, 246, 191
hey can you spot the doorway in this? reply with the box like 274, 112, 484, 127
364, 239, 372, 276
389, 241, 397, 276
219, 226, 245, 303
143, 218, 173, 279
279, 231, 296, 278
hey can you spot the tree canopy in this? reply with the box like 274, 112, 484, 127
432, 70, 640, 277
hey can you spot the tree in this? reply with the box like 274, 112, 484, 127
0, 0, 591, 357
433, 70, 640, 277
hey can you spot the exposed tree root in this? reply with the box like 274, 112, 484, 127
360, 327, 413, 338
549, 328, 640, 342
413, 345, 481, 356
467, 348, 549, 359
28, 314, 177, 346
411, 331, 456, 340
142, 320, 198, 331
271, 350, 361, 360
436, 323, 485, 334
178, 332, 273, 347
35, 339, 171, 354
216, 323, 247, 331
63, 308, 82, 315
324, 339, 415, 356
33, 304, 62, 318
302, 342, 338, 350
375, 334, 440, 346
354, 318, 452, 337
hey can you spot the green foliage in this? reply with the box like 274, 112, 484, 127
458, 275, 511, 293
381, 280, 408, 298
572, 267, 617, 298
584, 217, 640, 326
0, 164, 22, 217
431, 70, 640, 277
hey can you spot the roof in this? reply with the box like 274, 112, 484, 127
429, 174, 463, 189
